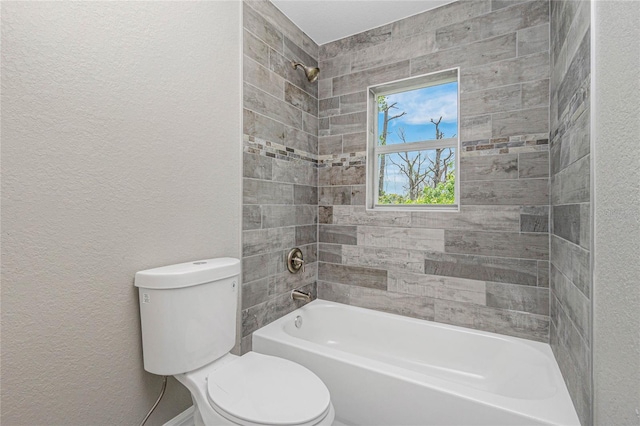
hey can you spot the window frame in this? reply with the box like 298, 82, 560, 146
366, 67, 461, 212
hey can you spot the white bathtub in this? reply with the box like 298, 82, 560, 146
252, 300, 579, 426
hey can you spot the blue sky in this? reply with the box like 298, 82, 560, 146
378, 82, 458, 144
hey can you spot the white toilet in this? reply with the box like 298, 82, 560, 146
135, 258, 335, 426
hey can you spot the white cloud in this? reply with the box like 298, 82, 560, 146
386, 85, 458, 125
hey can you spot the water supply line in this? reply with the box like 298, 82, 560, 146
139, 375, 168, 426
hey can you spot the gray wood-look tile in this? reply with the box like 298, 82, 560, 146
317, 224, 356, 245
389, 271, 487, 305
486, 282, 549, 315
520, 205, 549, 233
243, 205, 262, 230
550, 263, 590, 344
460, 82, 521, 117
272, 158, 316, 186
328, 111, 366, 135
342, 132, 366, 153
295, 225, 317, 246
557, 31, 590, 119
319, 24, 393, 60
284, 36, 317, 68
318, 243, 342, 264
460, 114, 492, 143
293, 184, 317, 205
351, 32, 436, 73
242, 251, 283, 283
552, 204, 581, 246
343, 245, 426, 274
424, 251, 538, 286
549, 292, 590, 378
435, 0, 549, 50
332, 60, 410, 97
522, 79, 550, 108
460, 154, 518, 181
243, 152, 273, 180
411, 205, 521, 232
319, 97, 340, 118
260, 205, 316, 229
519, 151, 549, 178
318, 165, 366, 186
461, 178, 549, 205
550, 108, 589, 176
412, 32, 516, 77
245, 0, 317, 58
244, 29, 269, 68
303, 111, 318, 135
318, 281, 435, 321
243, 2, 283, 53
318, 186, 352, 206
318, 78, 332, 100
244, 109, 285, 145
358, 226, 445, 252
284, 82, 317, 116
332, 205, 411, 227
538, 260, 550, 288
319, 55, 351, 80
445, 230, 549, 260
244, 178, 293, 205
269, 48, 318, 98
491, 0, 530, 11
551, 154, 590, 205
318, 262, 388, 290
518, 23, 550, 57
318, 206, 333, 224
318, 135, 342, 155
244, 56, 284, 100
462, 51, 549, 92
392, 0, 491, 39
244, 82, 302, 129
579, 203, 590, 250
435, 298, 549, 342
340, 92, 367, 115
492, 107, 549, 138
550, 235, 590, 298
242, 227, 295, 257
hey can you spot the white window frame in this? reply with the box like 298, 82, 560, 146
366, 67, 460, 212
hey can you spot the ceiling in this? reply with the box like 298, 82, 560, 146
271, 0, 456, 45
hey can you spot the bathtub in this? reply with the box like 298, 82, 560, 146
252, 300, 580, 426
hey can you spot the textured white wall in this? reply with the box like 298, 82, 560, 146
1, 2, 242, 425
593, 1, 640, 424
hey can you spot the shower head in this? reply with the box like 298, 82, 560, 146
291, 61, 320, 83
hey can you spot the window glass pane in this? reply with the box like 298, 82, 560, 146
377, 82, 458, 146
377, 148, 456, 205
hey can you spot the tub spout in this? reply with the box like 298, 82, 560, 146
291, 289, 311, 303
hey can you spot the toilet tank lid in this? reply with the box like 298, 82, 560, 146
134, 258, 240, 290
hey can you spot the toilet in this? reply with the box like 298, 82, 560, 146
134, 258, 335, 426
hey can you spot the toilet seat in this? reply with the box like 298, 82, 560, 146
206, 352, 331, 426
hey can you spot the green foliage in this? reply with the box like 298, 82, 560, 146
378, 171, 455, 206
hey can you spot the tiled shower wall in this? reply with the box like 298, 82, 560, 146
316, 0, 553, 342
549, 1, 592, 424
241, 0, 319, 353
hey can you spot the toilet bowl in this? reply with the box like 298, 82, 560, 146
134, 258, 334, 426
176, 353, 334, 426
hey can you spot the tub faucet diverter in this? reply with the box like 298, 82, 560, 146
287, 248, 305, 273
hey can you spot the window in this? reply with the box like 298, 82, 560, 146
366, 68, 459, 211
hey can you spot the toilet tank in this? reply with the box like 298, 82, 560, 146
134, 258, 240, 375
